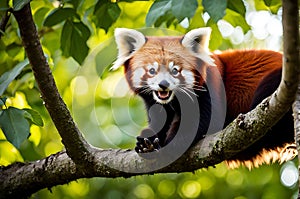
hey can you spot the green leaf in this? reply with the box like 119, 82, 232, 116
0, 0, 9, 11
34, 7, 51, 28
227, 0, 246, 17
0, 59, 29, 96
43, 8, 79, 27
202, 0, 227, 22
223, 9, 250, 33
0, 97, 7, 106
254, 0, 269, 10
171, 0, 198, 22
93, 0, 121, 32
146, 0, 172, 26
154, 11, 175, 27
189, 8, 205, 30
207, 19, 223, 50
23, 108, 44, 127
0, 107, 30, 149
254, 0, 281, 13
6, 43, 22, 58
264, 0, 281, 14
118, 0, 149, 2
13, 0, 30, 11
61, 20, 91, 64
64, 0, 81, 9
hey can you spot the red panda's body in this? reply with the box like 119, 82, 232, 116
112, 28, 295, 168
213, 50, 283, 122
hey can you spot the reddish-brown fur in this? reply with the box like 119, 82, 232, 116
213, 50, 282, 121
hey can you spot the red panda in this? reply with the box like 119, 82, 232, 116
112, 28, 296, 169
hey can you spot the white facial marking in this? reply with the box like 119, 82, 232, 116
168, 61, 174, 70
132, 67, 145, 88
181, 69, 195, 87
147, 62, 159, 70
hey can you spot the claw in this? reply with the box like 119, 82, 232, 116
144, 138, 152, 146
153, 138, 161, 150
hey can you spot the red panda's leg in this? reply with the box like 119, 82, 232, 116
135, 102, 177, 153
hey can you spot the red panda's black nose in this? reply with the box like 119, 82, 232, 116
158, 80, 170, 90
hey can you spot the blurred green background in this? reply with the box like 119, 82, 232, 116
0, 0, 298, 198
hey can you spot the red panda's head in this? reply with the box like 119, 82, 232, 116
112, 28, 215, 104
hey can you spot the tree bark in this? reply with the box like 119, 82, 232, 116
284, 0, 300, 196
282, 0, 300, 196
0, 0, 298, 198
12, 3, 92, 165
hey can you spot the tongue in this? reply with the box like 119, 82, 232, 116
158, 91, 169, 99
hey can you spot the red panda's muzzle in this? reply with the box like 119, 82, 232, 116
156, 91, 172, 100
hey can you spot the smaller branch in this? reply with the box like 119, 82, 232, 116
12, 3, 92, 164
0, 10, 10, 39
282, 1, 300, 198
282, 0, 300, 195
277, 0, 300, 106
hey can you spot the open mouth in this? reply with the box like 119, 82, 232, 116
154, 91, 173, 103
156, 91, 171, 100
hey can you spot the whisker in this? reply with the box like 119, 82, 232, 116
177, 83, 207, 92
176, 87, 195, 102
181, 87, 198, 97
137, 86, 153, 95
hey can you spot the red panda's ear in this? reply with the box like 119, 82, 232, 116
111, 28, 146, 70
181, 28, 215, 66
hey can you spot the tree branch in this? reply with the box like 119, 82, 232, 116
0, 124, 268, 199
0, 91, 298, 198
278, 0, 300, 105
12, 3, 92, 165
284, 0, 300, 195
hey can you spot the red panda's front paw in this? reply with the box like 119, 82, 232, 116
135, 136, 161, 153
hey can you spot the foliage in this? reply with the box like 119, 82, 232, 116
0, 0, 297, 198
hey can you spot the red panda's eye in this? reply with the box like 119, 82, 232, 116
149, 68, 156, 75
172, 68, 179, 76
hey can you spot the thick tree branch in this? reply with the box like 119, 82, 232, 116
12, 4, 92, 164
0, 91, 298, 199
0, 124, 271, 199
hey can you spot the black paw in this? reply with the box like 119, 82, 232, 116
135, 136, 161, 153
